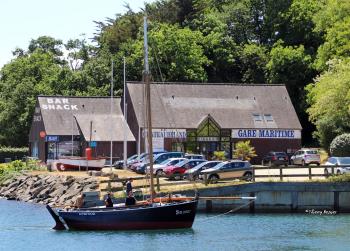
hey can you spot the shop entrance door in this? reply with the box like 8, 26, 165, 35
199, 142, 219, 160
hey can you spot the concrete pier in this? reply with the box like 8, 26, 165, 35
192, 182, 350, 213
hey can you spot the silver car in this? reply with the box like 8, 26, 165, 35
199, 160, 252, 183
324, 157, 350, 176
290, 149, 320, 166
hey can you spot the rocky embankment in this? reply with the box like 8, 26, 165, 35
0, 173, 98, 206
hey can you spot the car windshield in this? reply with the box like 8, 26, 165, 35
127, 155, 138, 161
306, 150, 318, 154
159, 159, 172, 165
175, 160, 188, 167
338, 158, 350, 165
190, 162, 208, 171
275, 152, 286, 156
211, 162, 227, 169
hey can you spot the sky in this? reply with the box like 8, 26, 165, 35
0, 0, 153, 68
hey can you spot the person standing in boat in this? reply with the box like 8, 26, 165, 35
125, 191, 136, 206
73, 193, 85, 208
105, 193, 113, 208
126, 178, 133, 194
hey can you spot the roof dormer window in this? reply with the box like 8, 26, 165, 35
253, 114, 263, 122
264, 114, 274, 122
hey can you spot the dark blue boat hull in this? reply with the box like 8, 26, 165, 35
49, 200, 198, 230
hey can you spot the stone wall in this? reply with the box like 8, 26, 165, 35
0, 174, 98, 207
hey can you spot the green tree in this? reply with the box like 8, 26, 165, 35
306, 59, 350, 150
315, 17, 350, 71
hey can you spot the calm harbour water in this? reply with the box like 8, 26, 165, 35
1, 199, 350, 251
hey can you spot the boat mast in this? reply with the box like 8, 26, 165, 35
143, 16, 155, 202
123, 56, 127, 169
110, 59, 114, 173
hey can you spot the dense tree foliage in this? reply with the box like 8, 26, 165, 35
0, 0, 348, 149
306, 59, 350, 151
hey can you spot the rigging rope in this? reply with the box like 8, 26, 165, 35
196, 199, 256, 223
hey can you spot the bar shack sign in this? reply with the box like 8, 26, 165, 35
232, 129, 301, 139
41, 98, 78, 111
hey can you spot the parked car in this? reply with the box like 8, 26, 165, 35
114, 154, 138, 169
290, 149, 320, 166
129, 151, 167, 171
135, 152, 184, 174
262, 152, 289, 167
146, 157, 186, 176
199, 160, 252, 183
324, 157, 350, 176
184, 161, 222, 180
185, 154, 205, 160
164, 159, 207, 180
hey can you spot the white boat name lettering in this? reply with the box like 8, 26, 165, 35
176, 210, 191, 215
78, 212, 96, 216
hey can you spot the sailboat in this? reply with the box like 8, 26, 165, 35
46, 17, 198, 231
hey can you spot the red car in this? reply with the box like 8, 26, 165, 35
164, 159, 206, 180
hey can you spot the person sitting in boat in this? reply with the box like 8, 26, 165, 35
105, 193, 113, 208
73, 193, 85, 208
125, 191, 136, 206
126, 178, 133, 194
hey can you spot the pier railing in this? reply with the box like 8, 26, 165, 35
251, 164, 345, 182
100, 176, 201, 193
100, 165, 347, 192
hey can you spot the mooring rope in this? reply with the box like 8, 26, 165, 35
196, 199, 255, 222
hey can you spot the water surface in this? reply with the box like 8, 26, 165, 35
0, 199, 349, 251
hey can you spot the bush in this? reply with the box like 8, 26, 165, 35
213, 151, 226, 160
0, 160, 45, 184
328, 173, 350, 182
330, 133, 350, 157
0, 147, 29, 163
233, 140, 257, 161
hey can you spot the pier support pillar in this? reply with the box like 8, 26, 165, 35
334, 191, 339, 212
291, 191, 298, 212
249, 192, 255, 213
205, 200, 212, 213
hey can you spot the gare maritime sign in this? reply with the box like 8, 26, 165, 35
232, 129, 301, 139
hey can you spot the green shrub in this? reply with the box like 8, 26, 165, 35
330, 133, 350, 157
233, 140, 257, 160
328, 173, 350, 182
0, 160, 45, 184
213, 151, 226, 160
0, 147, 29, 163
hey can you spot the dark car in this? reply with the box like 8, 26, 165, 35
184, 161, 222, 180
262, 152, 289, 166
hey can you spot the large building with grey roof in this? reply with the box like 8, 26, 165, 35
29, 82, 302, 163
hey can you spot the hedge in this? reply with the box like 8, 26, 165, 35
330, 133, 350, 157
0, 147, 29, 163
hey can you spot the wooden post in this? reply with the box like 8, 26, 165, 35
308, 166, 312, 180
204, 174, 208, 186
156, 176, 160, 192
107, 180, 111, 193
279, 166, 283, 181
252, 165, 255, 182
331, 166, 335, 175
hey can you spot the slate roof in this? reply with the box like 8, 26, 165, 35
127, 82, 302, 130
75, 114, 135, 141
37, 96, 135, 141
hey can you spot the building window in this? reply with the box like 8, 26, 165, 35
252, 114, 262, 122
264, 114, 274, 122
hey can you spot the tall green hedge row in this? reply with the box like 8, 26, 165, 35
0, 147, 29, 163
